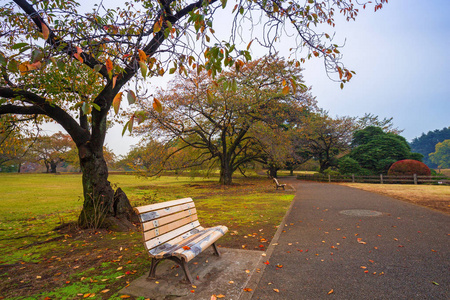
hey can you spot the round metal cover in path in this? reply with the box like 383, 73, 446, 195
339, 209, 383, 217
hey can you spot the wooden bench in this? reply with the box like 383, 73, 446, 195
134, 198, 228, 284
273, 178, 286, 190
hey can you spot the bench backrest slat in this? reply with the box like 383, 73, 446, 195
134, 198, 205, 253
143, 214, 199, 241
142, 208, 198, 232
135, 198, 193, 215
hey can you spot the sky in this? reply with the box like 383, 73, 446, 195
46, 0, 450, 156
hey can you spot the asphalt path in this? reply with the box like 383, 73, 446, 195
248, 179, 449, 299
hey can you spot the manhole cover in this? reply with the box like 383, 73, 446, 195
339, 209, 383, 217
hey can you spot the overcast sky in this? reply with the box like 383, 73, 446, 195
57, 0, 449, 156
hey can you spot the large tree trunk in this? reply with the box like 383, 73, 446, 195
77, 143, 136, 231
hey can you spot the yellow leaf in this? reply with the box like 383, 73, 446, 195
113, 92, 123, 115
101, 289, 110, 293
216, 295, 225, 298
153, 19, 162, 33
273, 288, 280, 293
41, 22, 49, 40
138, 49, 147, 62
282, 85, 289, 96
153, 98, 162, 113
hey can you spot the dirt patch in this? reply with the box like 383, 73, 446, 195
339, 183, 450, 214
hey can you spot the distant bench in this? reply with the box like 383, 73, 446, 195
273, 178, 286, 190
134, 198, 228, 284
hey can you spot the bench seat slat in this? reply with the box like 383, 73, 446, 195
143, 215, 199, 241
148, 226, 205, 257
149, 226, 227, 261
134, 198, 193, 215
172, 225, 228, 262
144, 220, 201, 251
142, 208, 198, 232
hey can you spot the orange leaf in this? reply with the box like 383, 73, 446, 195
112, 75, 118, 88
327, 289, 334, 295
273, 288, 280, 293
41, 22, 49, 40
182, 246, 191, 250
106, 58, 113, 74
119, 296, 130, 299
153, 98, 163, 113
263, 261, 270, 265
138, 49, 147, 62
113, 92, 123, 115
243, 288, 253, 292
282, 85, 289, 96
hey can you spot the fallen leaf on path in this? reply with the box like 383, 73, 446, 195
357, 238, 366, 244
243, 288, 253, 292
327, 289, 334, 295
273, 288, 280, 293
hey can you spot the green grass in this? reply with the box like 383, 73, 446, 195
0, 173, 294, 299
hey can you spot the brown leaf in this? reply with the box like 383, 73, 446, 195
41, 22, 50, 40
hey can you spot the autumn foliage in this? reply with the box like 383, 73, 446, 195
387, 159, 431, 176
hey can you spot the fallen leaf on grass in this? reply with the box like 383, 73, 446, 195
101, 289, 110, 293
119, 295, 130, 298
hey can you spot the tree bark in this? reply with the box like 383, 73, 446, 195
219, 157, 233, 185
77, 143, 136, 231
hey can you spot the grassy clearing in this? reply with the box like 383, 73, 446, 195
0, 173, 294, 299
338, 183, 450, 214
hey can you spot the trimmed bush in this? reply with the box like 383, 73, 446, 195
387, 159, 431, 176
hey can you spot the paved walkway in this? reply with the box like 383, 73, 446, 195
242, 179, 449, 299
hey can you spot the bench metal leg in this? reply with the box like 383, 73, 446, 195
148, 256, 194, 284
212, 242, 221, 256
148, 257, 163, 280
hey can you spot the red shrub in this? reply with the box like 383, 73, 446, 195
387, 159, 431, 176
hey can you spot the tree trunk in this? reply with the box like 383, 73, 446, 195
77, 143, 136, 231
50, 161, 57, 173
219, 157, 233, 185
268, 165, 278, 178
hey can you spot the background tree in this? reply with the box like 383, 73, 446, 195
410, 127, 450, 168
429, 139, 450, 169
297, 112, 354, 173
0, 0, 387, 228
346, 126, 422, 174
28, 132, 75, 173
138, 56, 315, 184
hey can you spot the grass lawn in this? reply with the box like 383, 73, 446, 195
0, 173, 294, 299
338, 183, 450, 214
